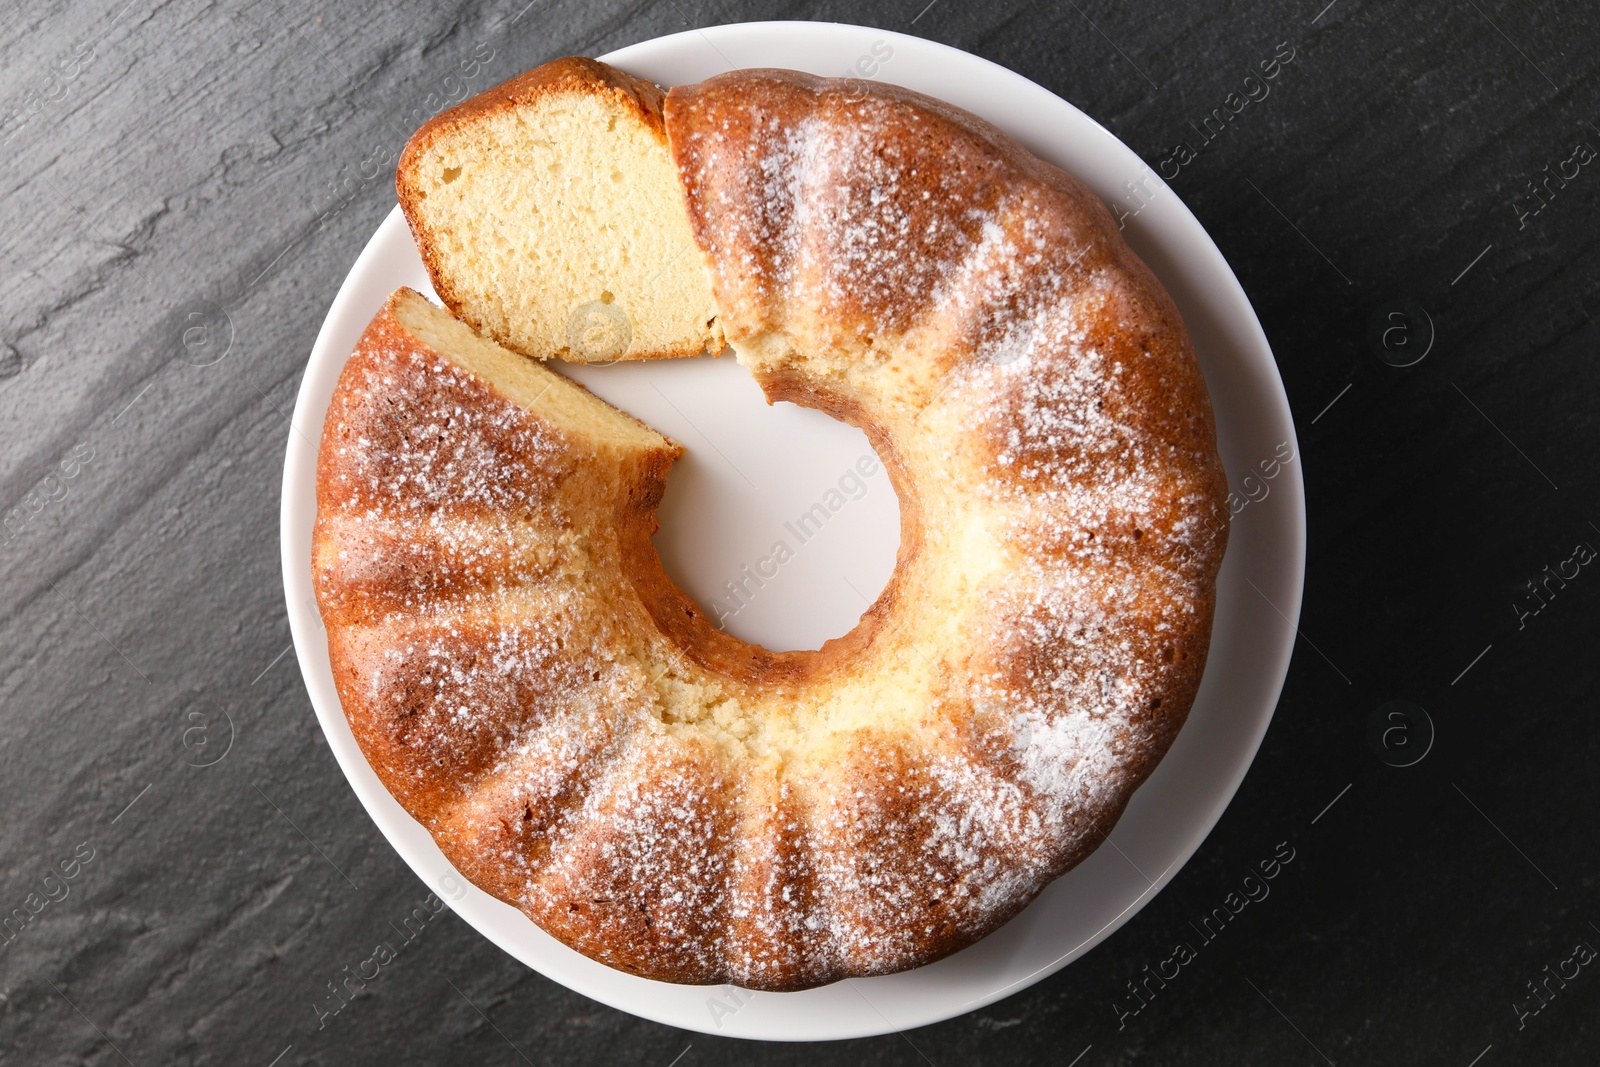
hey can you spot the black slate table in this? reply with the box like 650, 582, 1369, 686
3, 1, 1597, 1063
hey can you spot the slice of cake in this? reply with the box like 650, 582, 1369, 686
397, 57, 722, 363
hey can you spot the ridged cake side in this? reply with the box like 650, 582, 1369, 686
314, 289, 730, 980
659, 69, 1230, 983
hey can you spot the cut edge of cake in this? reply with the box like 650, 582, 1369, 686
386, 286, 681, 460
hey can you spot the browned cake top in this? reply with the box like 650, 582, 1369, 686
318, 62, 1229, 992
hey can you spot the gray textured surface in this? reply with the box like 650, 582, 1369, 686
2, 0, 1598, 1063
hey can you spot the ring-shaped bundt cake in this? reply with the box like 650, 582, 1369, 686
313, 58, 1229, 991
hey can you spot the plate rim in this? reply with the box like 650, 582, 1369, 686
281, 19, 1305, 1041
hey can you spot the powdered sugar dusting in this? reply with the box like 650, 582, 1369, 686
321, 331, 569, 516
522, 731, 736, 975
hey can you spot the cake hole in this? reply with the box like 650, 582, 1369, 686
441, 165, 461, 184
599, 290, 614, 304
559, 356, 901, 653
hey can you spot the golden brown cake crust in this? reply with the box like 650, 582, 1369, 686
319, 63, 1230, 992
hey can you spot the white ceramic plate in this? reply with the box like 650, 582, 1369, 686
281, 21, 1305, 1041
